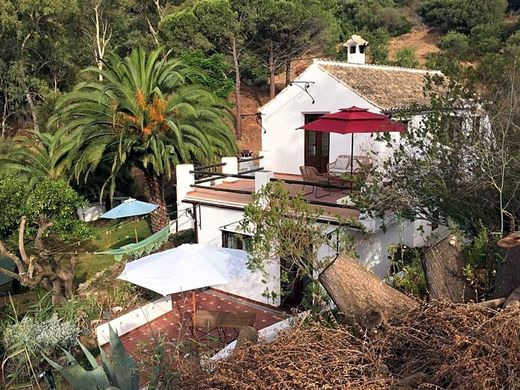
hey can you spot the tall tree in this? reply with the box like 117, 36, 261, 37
50, 48, 237, 232
252, 0, 339, 99
0, 0, 84, 132
159, 0, 259, 139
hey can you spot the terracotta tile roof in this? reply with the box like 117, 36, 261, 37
316, 60, 444, 110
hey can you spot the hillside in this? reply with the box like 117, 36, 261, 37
388, 26, 441, 64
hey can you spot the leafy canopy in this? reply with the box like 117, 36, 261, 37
50, 47, 237, 196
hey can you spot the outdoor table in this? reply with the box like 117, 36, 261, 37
190, 310, 257, 345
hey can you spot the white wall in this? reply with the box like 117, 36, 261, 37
260, 63, 408, 175
353, 218, 432, 277
96, 296, 172, 345
196, 204, 281, 306
77, 203, 106, 222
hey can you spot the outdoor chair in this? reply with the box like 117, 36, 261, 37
327, 155, 351, 176
299, 166, 331, 198
352, 155, 373, 173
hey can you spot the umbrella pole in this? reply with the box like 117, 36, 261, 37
350, 133, 354, 177
192, 291, 196, 314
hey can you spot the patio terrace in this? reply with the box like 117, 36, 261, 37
118, 288, 287, 357
185, 172, 360, 221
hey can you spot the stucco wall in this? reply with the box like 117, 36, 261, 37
260, 63, 419, 175
196, 204, 281, 306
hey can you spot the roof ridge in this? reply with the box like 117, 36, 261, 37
313, 58, 443, 75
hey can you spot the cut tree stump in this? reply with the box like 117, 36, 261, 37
319, 254, 418, 322
421, 235, 469, 303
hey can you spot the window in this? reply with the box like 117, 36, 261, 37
222, 231, 252, 251
349, 45, 356, 54
359, 45, 366, 54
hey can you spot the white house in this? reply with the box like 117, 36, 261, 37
261, 37, 443, 175
175, 36, 444, 309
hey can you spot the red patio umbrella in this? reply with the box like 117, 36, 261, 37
298, 106, 406, 175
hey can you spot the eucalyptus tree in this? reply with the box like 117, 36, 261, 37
50, 48, 237, 232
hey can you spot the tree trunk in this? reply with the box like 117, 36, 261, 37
319, 254, 418, 323
25, 90, 39, 132
421, 235, 469, 303
231, 35, 243, 140
144, 174, 169, 233
269, 48, 276, 100
285, 61, 291, 87
494, 247, 520, 299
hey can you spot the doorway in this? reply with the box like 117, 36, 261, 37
304, 113, 330, 173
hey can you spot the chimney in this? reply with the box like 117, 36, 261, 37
344, 35, 368, 65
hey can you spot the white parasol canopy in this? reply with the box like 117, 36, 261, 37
117, 243, 248, 296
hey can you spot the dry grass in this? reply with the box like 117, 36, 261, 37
193, 302, 520, 390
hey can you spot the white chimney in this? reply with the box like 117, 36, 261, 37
344, 35, 368, 65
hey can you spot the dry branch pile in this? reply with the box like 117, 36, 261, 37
194, 303, 520, 390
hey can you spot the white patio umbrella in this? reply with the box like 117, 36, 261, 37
117, 244, 248, 310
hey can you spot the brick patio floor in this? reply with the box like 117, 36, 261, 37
114, 288, 287, 358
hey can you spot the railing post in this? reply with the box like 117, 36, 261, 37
175, 164, 195, 233
222, 157, 239, 183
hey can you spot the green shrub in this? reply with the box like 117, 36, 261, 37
2, 313, 79, 385
387, 244, 427, 297
419, 0, 507, 34
393, 47, 419, 68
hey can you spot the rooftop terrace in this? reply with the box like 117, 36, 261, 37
184, 172, 360, 221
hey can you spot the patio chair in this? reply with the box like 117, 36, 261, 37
327, 155, 351, 176
352, 155, 373, 173
299, 166, 331, 198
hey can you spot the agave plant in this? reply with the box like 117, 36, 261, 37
46, 326, 139, 390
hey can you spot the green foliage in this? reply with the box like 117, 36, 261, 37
393, 47, 420, 68
1, 296, 80, 387
437, 31, 472, 60
336, 0, 412, 38
359, 55, 520, 238
0, 129, 74, 185
251, 0, 340, 78
387, 245, 427, 297
47, 326, 139, 390
419, 0, 507, 34
50, 48, 237, 201
241, 182, 355, 307
0, 176, 88, 242
463, 225, 501, 294
179, 51, 234, 98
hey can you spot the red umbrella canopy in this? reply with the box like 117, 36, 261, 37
299, 106, 406, 134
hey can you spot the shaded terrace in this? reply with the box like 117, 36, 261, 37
185, 163, 360, 221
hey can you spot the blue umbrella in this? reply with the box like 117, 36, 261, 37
102, 198, 158, 219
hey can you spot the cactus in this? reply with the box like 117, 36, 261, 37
45, 326, 139, 390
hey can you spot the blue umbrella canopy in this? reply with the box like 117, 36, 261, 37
101, 198, 158, 219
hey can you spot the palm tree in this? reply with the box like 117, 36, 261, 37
0, 129, 74, 186
50, 48, 238, 232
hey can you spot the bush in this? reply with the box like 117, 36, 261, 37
419, 0, 507, 34
438, 31, 472, 59
393, 47, 419, 68
387, 244, 427, 297
2, 314, 79, 384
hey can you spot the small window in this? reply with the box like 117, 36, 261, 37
349, 45, 356, 54
359, 45, 366, 54
222, 231, 252, 251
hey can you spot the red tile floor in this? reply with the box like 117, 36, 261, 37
113, 288, 287, 357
